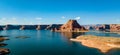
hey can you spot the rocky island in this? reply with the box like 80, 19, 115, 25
0, 36, 10, 55
71, 35, 120, 53
54, 19, 88, 32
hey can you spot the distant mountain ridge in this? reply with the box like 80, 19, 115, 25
0, 21, 120, 32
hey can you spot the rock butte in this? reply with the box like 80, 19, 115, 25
53, 19, 88, 32
70, 35, 120, 53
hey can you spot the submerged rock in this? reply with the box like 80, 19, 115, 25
0, 43, 7, 47
0, 37, 8, 42
0, 48, 10, 55
0, 36, 8, 37
16, 36, 30, 39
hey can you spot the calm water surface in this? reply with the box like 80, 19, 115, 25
0, 30, 120, 55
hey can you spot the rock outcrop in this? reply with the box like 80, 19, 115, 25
3, 24, 21, 30
57, 19, 88, 32
0, 48, 10, 55
95, 24, 120, 32
45, 24, 62, 30
0, 36, 10, 55
36, 25, 49, 30
71, 35, 120, 53
19, 25, 37, 30
110, 24, 120, 32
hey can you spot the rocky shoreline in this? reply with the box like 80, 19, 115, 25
70, 35, 120, 53
0, 36, 10, 55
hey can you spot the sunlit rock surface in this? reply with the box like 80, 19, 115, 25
55, 19, 88, 32
0, 48, 10, 55
0, 36, 10, 55
71, 35, 120, 53
110, 24, 120, 32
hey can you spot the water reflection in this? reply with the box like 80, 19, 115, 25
61, 32, 85, 39
105, 48, 120, 55
59, 32, 85, 47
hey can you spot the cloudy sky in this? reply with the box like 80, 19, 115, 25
0, 0, 120, 25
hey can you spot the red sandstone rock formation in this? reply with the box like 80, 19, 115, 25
110, 24, 120, 32
59, 19, 87, 32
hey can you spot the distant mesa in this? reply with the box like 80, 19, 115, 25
46, 24, 62, 30
36, 25, 49, 30
3, 24, 21, 30
53, 19, 88, 32
0, 20, 119, 32
93, 24, 120, 32
19, 25, 38, 30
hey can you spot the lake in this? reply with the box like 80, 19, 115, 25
0, 30, 120, 55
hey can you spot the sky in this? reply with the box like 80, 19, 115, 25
0, 0, 120, 25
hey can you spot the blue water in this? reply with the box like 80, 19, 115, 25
0, 30, 120, 55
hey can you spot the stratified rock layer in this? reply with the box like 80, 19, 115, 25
110, 24, 120, 32
58, 19, 88, 32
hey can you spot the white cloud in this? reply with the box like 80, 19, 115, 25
74, 17, 80, 20
36, 17, 42, 20
61, 16, 65, 19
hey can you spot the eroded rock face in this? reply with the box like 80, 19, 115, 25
94, 24, 120, 32
36, 25, 49, 30
110, 24, 120, 32
59, 20, 87, 32
45, 24, 62, 30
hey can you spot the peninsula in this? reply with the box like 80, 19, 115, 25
71, 35, 120, 53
